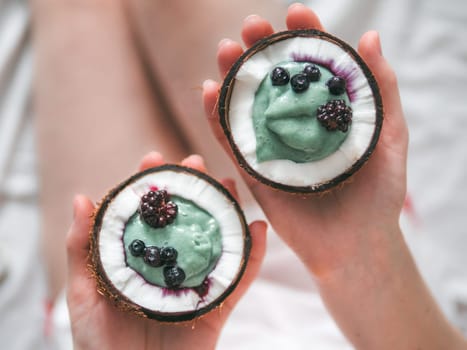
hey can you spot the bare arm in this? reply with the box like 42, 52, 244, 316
202, 4, 467, 349
31, 0, 188, 299
126, 0, 284, 187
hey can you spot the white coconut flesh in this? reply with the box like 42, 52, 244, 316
227, 34, 380, 188
97, 168, 247, 316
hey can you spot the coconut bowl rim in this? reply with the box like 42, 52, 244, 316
218, 29, 384, 194
90, 164, 251, 322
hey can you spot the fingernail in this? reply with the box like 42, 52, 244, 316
190, 154, 204, 163
243, 14, 261, 24
288, 2, 306, 11
185, 154, 206, 168
218, 38, 233, 49
222, 177, 236, 189
375, 31, 383, 56
146, 151, 163, 162
203, 79, 217, 90
252, 220, 268, 234
72, 195, 81, 221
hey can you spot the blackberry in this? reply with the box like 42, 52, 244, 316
139, 190, 178, 228
164, 266, 186, 289
160, 246, 178, 265
129, 239, 146, 257
326, 76, 347, 95
143, 246, 163, 267
270, 67, 290, 86
303, 64, 321, 82
316, 100, 353, 132
291, 73, 310, 93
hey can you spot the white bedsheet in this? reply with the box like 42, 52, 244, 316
1, 0, 466, 349
0, 1, 48, 349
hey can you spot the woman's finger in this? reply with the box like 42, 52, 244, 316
202, 79, 233, 156
138, 151, 165, 171
202, 79, 264, 190
66, 195, 96, 294
286, 2, 324, 31
221, 220, 267, 313
220, 178, 240, 202
217, 39, 244, 77
180, 154, 207, 173
241, 14, 274, 48
357, 31, 408, 152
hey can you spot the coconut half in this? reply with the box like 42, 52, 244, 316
90, 165, 250, 322
219, 29, 383, 193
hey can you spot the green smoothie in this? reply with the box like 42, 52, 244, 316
253, 61, 351, 163
123, 195, 222, 288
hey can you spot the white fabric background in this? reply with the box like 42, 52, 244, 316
0, 0, 48, 349
0, 0, 466, 349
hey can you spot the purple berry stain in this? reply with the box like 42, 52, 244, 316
291, 53, 359, 102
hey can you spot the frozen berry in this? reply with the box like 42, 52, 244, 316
316, 99, 353, 132
270, 67, 290, 86
129, 239, 146, 257
160, 247, 178, 264
164, 266, 186, 289
139, 190, 178, 228
303, 64, 321, 82
194, 279, 210, 298
143, 246, 163, 267
326, 76, 347, 95
291, 73, 310, 93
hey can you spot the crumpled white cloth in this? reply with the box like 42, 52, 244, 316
0, 1, 48, 349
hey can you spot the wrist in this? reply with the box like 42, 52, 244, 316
313, 223, 408, 296
310, 225, 466, 350
300, 221, 404, 284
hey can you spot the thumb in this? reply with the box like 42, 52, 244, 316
358, 30, 408, 153
221, 220, 267, 314
66, 195, 95, 295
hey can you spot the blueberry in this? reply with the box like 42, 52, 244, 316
303, 64, 321, 82
270, 67, 290, 86
291, 73, 310, 93
143, 246, 163, 267
160, 246, 178, 264
327, 76, 347, 95
164, 266, 186, 288
129, 239, 146, 257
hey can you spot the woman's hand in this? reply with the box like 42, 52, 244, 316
66, 152, 267, 350
202, 3, 466, 349
203, 1, 407, 285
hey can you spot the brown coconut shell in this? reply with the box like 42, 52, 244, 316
89, 164, 251, 322
218, 29, 384, 194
